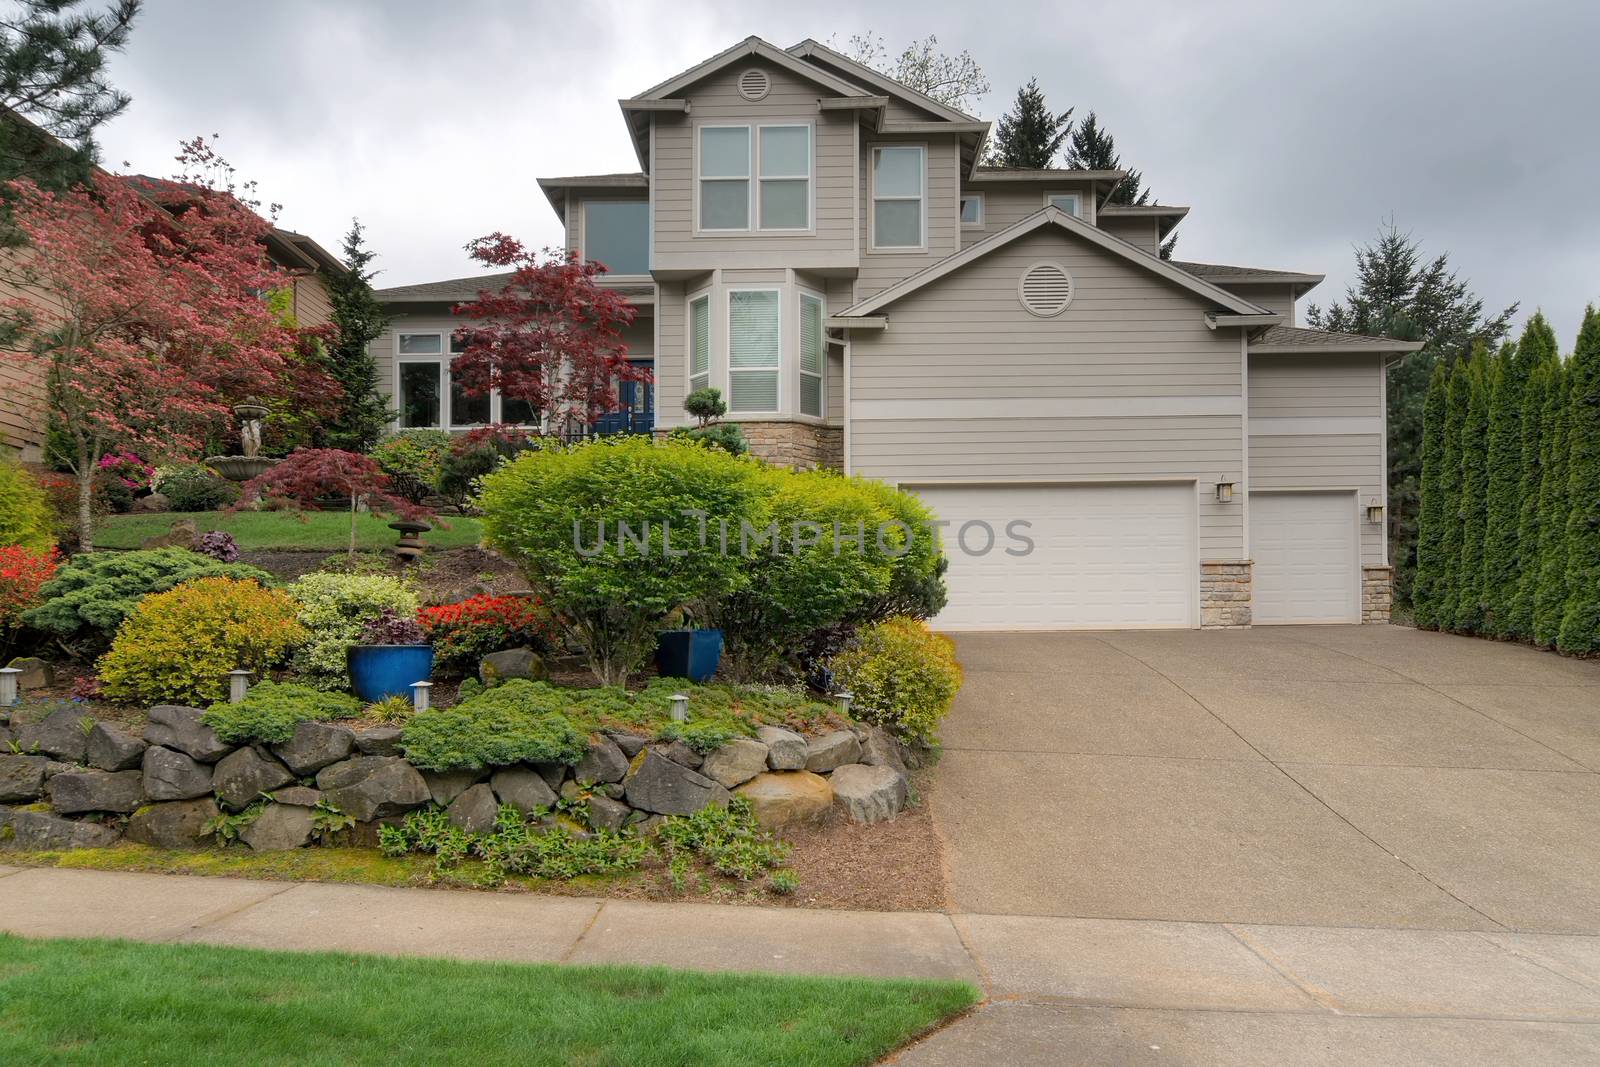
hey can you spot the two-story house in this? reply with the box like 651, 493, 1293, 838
371, 36, 1419, 632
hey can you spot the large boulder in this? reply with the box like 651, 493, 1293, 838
240, 803, 316, 851
16, 708, 89, 762
315, 756, 430, 823
828, 763, 908, 824
858, 727, 908, 776
48, 768, 143, 814
606, 731, 648, 759
270, 721, 355, 776
489, 766, 556, 815
353, 725, 403, 757
573, 735, 629, 784
6, 656, 51, 689
585, 794, 631, 832
699, 738, 770, 789
87, 722, 147, 771
445, 783, 500, 833
141, 745, 214, 802
734, 771, 834, 828
212, 747, 295, 812
804, 729, 862, 774
0, 754, 48, 803
272, 786, 323, 808
143, 705, 232, 763
654, 740, 703, 769
479, 648, 546, 684
757, 725, 807, 770
423, 768, 481, 807
0, 808, 120, 849
622, 748, 729, 816
126, 798, 219, 849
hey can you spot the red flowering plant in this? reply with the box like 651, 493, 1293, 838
417, 593, 553, 675
0, 545, 61, 659
235, 448, 432, 558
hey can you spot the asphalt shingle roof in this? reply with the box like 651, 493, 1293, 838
1252, 325, 1417, 351
1173, 260, 1321, 281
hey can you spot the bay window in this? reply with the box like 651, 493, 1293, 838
728, 290, 780, 413
872, 145, 925, 249
799, 293, 824, 417
688, 293, 710, 395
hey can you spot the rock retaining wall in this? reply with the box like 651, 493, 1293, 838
0, 705, 911, 854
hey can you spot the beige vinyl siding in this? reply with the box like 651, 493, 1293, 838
857, 135, 959, 299
958, 182, 1099, 250
825, 276, 850, 421
1218, 282, 1296, 323
848, 227, 1245, 559
652, 276, 697, 428
651, 59, 856, 270
1248, 353, 1385, 565
1098, 215, 1159, 255
289, 271, 334, 327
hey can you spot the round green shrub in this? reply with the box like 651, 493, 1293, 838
825, 616, 962, 748
202, 680, 363, 744
155, 464, 239, 512
286, 571, 419, 689
0, 459, 56, 553
22, 547, 274, 646
372, 429, 454, 505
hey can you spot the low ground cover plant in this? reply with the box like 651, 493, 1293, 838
825, 617, 962, 748
286, 572, 418, 689
97, 577, 307, 705
202, 680, 363, 744
417, 593, 553, 675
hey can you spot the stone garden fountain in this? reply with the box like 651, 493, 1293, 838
205, 403, 279, 481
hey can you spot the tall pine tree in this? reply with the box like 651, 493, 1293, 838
1557, 306, 1600, 654
987, 78, 1070, 169
1508, 312, 1560, 637
1064, 111, 1176, 258
322, 219, 391, 452
1453, 346, 1491, 633
1438, 356, 1471, 629
1411, 360, 1450, 629
1533, 357, 1571, 647
1481, 345, 1522, 635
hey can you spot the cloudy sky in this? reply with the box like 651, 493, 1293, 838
95, 0, 1597, 342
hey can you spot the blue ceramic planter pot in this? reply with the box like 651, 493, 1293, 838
655, 629, 723, 683
347, 644, 434, 703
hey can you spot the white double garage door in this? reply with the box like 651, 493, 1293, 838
912, 483, 1360, 630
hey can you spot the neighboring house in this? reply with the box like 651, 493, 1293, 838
371, 35, 1420, 631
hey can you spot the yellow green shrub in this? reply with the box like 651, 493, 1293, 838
98, 577, 307, 705
825, 617, 962, 747
0, 459, 55, 553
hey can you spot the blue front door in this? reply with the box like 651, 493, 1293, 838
593, 360, 654, 435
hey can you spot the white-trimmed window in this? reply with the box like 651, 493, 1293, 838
799, 292, 824, 418
959, 193, 983, 227
582, 200, 649, 276
446, 334, 490, 427
395, 331, 539, 429
699, 126, 750, 230
757, 125, 810, 230
872, 145, 925, 249
728, 290, 780, 413
1044, 191, 1082, 217
688, 293, 710, 395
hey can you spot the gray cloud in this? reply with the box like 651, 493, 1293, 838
98, 0, 1597, 341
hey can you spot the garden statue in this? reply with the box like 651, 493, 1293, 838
206, 403, 279, 481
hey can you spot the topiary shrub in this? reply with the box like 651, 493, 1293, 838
399, 679, 588, 771
372, 429, 454, 505
825, 617, 962, 748
201, 680, 363, 744
286, 571, 419, 689
417, 593, 554, 675
22, 547, 274, 648
0, 459, 56, 554
97, 577, 307, 705
154, 463, 238, 512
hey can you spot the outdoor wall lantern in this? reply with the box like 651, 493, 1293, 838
0, 667, 19, 708
227, 669, 254, 704
1214, 481, 1235, 504
670, 693, 690, 722
1366, 499, 1386, 525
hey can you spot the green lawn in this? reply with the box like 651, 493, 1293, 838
0, 935, 976, 1067
93, 510, 483, 552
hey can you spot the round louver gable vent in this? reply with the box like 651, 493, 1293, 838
1019, 263, 1074, 317
738, 68, 770, 101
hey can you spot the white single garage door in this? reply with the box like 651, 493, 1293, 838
1249, 491, 1360, 624
912, 483, 1197, 631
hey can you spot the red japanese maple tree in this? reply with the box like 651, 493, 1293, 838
0, 139, 297, 549
235, 447, 430, 558
451, 238, 647, 432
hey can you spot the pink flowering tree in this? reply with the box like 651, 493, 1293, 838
0, 139, 296, 549
451, 239, 646, 433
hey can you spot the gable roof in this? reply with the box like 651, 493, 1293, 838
535, 172, 648, 220
837, 206, 1272, 320
374, 272, 655, 307
633, 36, 872, 103
1249, 324, 1422, 355
784, 38, 979, 124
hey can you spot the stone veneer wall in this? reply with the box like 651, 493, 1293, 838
1362, 565, 1394, 624
734, 422, 844, 470
1200, 560, 1253, 629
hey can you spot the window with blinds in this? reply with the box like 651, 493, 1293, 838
688, 294, 710, 395
800, 293, 824, 417
728, 290, 780, 412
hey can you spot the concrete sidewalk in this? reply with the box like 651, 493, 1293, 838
5, 865, 1600, 1064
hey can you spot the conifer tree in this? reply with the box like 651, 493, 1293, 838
988, 78, 1071, 169
1557, 306, 1600, 654
1482, 346, 1522, 634
1533, 357, 1572, 646
1437, 356, 1471, 630
1411, 360, 1450, 629
1508, 312, 1559, 637
322, 219, 392, 452
1453, 347, 1491, 633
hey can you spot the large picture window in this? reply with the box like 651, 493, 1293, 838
799, 292, 824, 417
872, 145, 925, 249
699, 126, 750, 230
728, 290, 780, 413
396, 332, 537, 429
583, 200, 649, 276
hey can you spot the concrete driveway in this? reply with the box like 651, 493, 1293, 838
904, 625, 1600, 1064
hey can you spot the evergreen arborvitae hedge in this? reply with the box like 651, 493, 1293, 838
1509, 314, 1559, 638
1557, 306, 1600, 654
1482, 349, 1522, 635
1453, 347, 1491, 634
1534, 357, 1572, 647
1411, 361, 1450, 630
1437, 357, 1471, 631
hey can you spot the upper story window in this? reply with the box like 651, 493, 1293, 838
688, 293, 710, 395
1044, 191, 1082, 217
959, 193, 984, 228
583, 200, 649, 276
871, 145, 925, 250
799, 292, 824, 418
728, 289, 780, 413
698, 124, 812, 233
